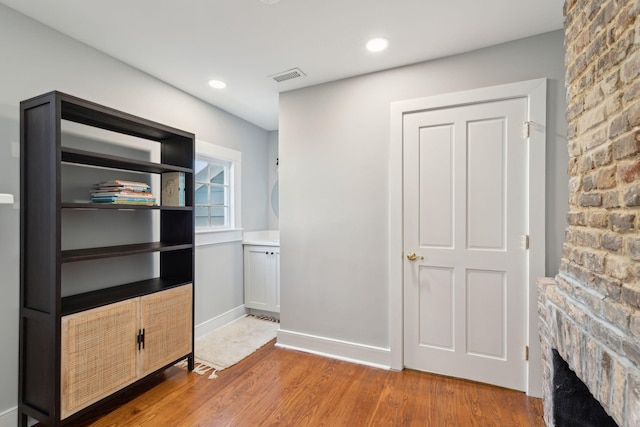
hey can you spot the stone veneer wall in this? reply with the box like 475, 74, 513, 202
538, 0, 640, 426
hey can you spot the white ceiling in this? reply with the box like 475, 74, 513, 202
0, 0, 564, 130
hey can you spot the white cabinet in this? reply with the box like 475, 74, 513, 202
244, 245, 280, 313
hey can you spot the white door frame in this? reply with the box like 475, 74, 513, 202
389, 78, 547, 397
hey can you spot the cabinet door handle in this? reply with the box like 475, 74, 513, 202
137, 329, 146, 350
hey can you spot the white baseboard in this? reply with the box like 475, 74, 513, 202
0, 407, 16, 427
276, 329, 391, 370
194, 305, 247, 339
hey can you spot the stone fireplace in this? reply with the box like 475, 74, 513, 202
537, 0, 640, 426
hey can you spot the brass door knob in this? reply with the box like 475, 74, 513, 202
406, 252, 424, 261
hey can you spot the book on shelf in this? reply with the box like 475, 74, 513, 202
91, 191, 155, 198
161, 172, 185, 207
97, 180, 150, 188
91, 180, 156, 205
96, 185, 150, 192
93, 199, 157, 206
92, 196, 157, 203
95, 180, 150, 192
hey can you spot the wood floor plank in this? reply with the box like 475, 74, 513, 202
262, 358, 354, 426
312, 366, 388, 426
192, 347, 314, 426
58, 340, 544, 426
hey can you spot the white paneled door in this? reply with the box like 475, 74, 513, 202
403, 97, 529, 391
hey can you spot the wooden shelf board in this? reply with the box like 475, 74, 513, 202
61, 278, 192, 316
62, 242, 193, 263
61, 202, 192, 211
59, 93, 193, 143
62, 147, 192, 174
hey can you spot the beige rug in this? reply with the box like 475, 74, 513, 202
188, 315, 279, 379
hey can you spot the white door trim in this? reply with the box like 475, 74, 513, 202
389, 78, 546, 397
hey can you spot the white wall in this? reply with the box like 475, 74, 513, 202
0, 4, 269, 425
268, 131, 279, 230
194, 241, 244, 327
278, 31, 568, 362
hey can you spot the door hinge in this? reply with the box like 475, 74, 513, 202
525, 345, 529, 361
522, 234, 530, 250
522, 121, 533, 139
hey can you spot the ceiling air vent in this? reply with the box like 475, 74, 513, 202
269, 68, 306, 83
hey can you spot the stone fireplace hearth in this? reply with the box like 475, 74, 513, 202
537, 0, 640, 426
551, 349, 617, 426
538, 277, 637, 426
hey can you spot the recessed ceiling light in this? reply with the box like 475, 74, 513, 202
366, 37, 389, 53
260, 0, 280, 4
208, 80, 227, 89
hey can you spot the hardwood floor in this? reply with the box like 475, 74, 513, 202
67, 340, 544, 426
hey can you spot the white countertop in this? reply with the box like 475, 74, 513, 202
243, 230, 279, 246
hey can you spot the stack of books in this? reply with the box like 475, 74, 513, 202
91, 180, 157, 205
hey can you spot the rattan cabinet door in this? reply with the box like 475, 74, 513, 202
61, 299, 139, 419
139, 284, 193, 376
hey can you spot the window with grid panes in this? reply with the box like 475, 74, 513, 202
195, 157, 231, 228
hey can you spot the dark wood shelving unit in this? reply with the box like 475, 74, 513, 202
19, 91, 195, 427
